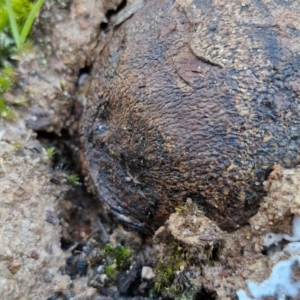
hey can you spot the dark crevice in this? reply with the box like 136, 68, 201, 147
60, 237, 74, 251
36, 129, 71, 140
211, 244, 222, 261
100, 18, 109, 31
36, 129, 75, 169
100, 0, 127, 30
264, 166, 274, 181
193, 288, 217, 300
76, 65, 91, 87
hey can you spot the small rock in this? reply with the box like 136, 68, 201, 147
25, 140, 44, 153
99, 274, 107, 283
45, 210, 58, 225
141, 266, 155, 280
31, 250, 39, 260
43, 269, 54, 283
96, 265, 104, 274
8, 261, 22, 274
54, 275, 71, 292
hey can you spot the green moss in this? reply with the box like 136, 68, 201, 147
11, 141, 21, 149
104, 265, 118, 280
0, 0, 34, 30
0, 66, 13, 91
0, 0, 44, 69
0, 0, 44, 121
1, 0, 44, 50
2, 65, 12, 76
0, 97, 16, 120
0, 33, 16, 68
175, 206, 188, 213
0, 2, 9, 32
155, 261, 175, 293
14, 97, 28, 106
116, 245, 130, 266
175, 292, 193, 300
104, 244, 131, 267
148, 289, 154, 299
0, 66, 17, 121
0, 73, 10, 91
153, 241, 211, 299
45, 147, 56, 159
11, 0, 35, 26
154, 246, 186, 294
67, 173, 80, 186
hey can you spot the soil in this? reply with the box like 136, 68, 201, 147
2, 1, 300, 300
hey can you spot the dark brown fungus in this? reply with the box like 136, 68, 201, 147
81, 0, 300, 233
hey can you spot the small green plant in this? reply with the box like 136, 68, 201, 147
155, 282, 163, 293
148, 289, 154, 299
104, 244, 131, 266
0, 0, 44, 67
4, 0, 45, 50
154, 244, 189, 297
0, 0, 44, 122
175, 206, 188, 213
0, 97, 15, 119
15, 97, 28, 105
155, 261, 175, 293
12, 140, 21, 149
175, 292, 193, 300
0, 67, 15, 120
0, 66, 13, 91
0, 32, 15, 67
115, 245, 130, 266
104, 265, 117, 280
45, 147, 56, 159
67, 173, 80, 186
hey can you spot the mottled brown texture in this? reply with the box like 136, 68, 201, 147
81, 0, 300, 233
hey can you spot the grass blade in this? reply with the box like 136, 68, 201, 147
20, 0, 44, 48
5, 0, 20, 49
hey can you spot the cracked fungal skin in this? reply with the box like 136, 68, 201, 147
81, 0, 300, 233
